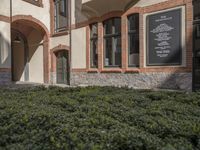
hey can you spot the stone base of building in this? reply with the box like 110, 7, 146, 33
70, 72, 192, 91
0, 71, 12, 85
50, 72, 56, 84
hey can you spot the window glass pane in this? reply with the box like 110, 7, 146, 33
194, 1, 200, 20
128, 14, 139, 67
90, 23, 98, 68
60, 0, 67, 16
129, 34, 139, 66
90, 24, 98, 38
104, 18, 121, 67
128, 14, 139, 31
113, 36, 121, 66
129, 34, 139, 54
104, 20, 112, 35
90, 39, 98, 67
54, 0, 68, 33
114, 18, 121, 34
105, 38, 113, 66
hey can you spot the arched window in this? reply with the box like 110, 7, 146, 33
128, 14, 139, 67
104, 17, 121, 67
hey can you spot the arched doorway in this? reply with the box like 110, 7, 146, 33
50, 45, 70, 85
11, 16, 49, 83
56, 50, 69, 84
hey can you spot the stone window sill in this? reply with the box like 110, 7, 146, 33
51, 31, 69, 37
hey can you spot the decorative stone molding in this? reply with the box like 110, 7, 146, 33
0, 15, 10, 23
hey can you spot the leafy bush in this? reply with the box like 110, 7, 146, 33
0, 86, 199, 150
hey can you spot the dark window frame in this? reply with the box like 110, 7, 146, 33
128, 13, 139, 67
193, 0, 200, 21
90, 23, 98, 68
54, 0, 69, 33
103, 17, 122, 68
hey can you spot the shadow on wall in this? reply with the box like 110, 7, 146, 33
75, 0, 88, 24
0, 33, 10, 68
11, 28, 44, 82
157, 27, 193, 91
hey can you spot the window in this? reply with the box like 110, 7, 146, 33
128, 14, 139, 67
104, 18, 121, 67
194, 0, 200, 20
54, 0, 68, 33
90, 23, 98, 68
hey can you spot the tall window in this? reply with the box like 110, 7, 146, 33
90, 23, 98, 68
104, 18, 121, 67
194, 0, 200, 20
128, 14, 139, 67
54, 0, 68, 33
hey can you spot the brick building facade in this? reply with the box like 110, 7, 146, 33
0, 0, 198, 91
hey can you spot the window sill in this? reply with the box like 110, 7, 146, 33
87, 69, 99, 73
100, 69, 122, 73
125, 69, 140, 74
51, 31, 69, 37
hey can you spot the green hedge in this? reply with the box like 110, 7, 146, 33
0, 86, 200, 150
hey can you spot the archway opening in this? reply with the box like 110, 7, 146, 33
11, 18, 49, 83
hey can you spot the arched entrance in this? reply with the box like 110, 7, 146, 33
50, 45, 70, 85
11, 15, 49, 83
56, 50, 69, 84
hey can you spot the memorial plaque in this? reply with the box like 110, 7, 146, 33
146, 9, 182, 66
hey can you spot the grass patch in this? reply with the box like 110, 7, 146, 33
0, 86, 200, 150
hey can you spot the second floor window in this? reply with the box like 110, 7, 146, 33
54, 0, 68, 33
104, 18, 121, 67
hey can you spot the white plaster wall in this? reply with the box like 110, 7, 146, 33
12, 0, 50, 31
28, 30, 44, 83
71, 0, 76, 25
0, 0, 10, 16
0, 22, 11, 68
135, 0, 168, 7
50, 35, 69, 49
71, 27, 86, 69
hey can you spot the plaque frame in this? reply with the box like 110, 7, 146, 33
146, 8, 183, 66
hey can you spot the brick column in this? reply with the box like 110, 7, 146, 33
98, 22, 103, 71
121, 16, 128, 71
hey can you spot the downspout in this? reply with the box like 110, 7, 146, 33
10, 0, 13, 81
68, 0, 72, 85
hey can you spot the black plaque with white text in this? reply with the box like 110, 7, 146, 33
146, 9, 182, 66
